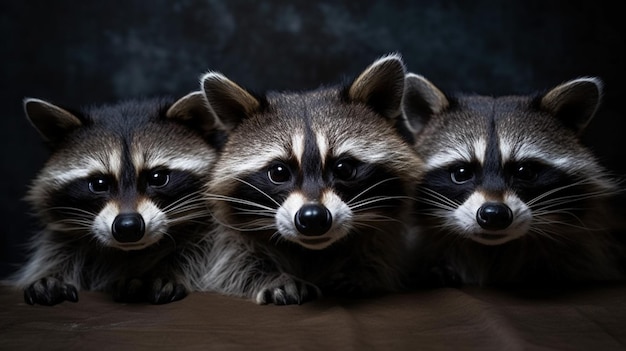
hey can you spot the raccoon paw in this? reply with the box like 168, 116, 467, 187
148, 278, 187, 305
255, 275, 321, 305
111, 278, 147, 303
24, 277, 78, 306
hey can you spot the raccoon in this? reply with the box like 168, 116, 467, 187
403, 73, 624, 286
193, 54, 423, 304
7, 92, 221, 305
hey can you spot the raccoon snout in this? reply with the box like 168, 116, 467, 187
476, 203, 513, 230
294, 204, 333, 237
112, 213, 146, 243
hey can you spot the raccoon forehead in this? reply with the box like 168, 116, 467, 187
39, 147, 124, 185
214, 130, 418, 180
313, 114, 413, 164
424, 133, 591, 172
333, 137, 404, 163
130, 125, 218, 173
499, 138, 568, 165
498, 135, 603, 174
130, 143, 216, 174
213, 142, 290, 180
424, 137, 487, 170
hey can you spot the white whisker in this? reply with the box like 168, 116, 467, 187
527, 179, 608, 207
206, 193, 276, 212
414, 197, 458, 212
231, 208, 276, 217
417, 187, 461, 209
233, 177, 281, 207
348, 195, 412, 211
161, 191, 206, 212
346, 178, 399, 206
43, 206, 99, 217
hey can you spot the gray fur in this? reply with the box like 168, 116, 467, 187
404, 74, 624, 286
193, 54, 424, 304
6, 93, 220, 305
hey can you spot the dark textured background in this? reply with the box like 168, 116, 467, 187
1, 0, 624, 278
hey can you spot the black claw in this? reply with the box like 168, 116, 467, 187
273, 290, 288, 306
23, 289, 35, 305
150, 279, 188, 304
65, 285, 79, 302
171, 284, 187, 302
149, 278, 169, 304
260, 289, 272, 305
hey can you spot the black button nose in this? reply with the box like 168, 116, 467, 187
112, 213, 145, 243
476, 202, 513, 230
294, 204, 332, 236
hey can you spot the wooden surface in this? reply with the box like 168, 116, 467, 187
2, 283, 626, 350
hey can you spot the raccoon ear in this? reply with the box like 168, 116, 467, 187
166, 91, 220, 134
402, 73, 449, 134
201, 72, 262, 131
347, 53, 407, 119
539, 77, 603, 134
23, 98, 83, 143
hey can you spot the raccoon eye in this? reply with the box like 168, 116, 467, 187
513, 163, 538, 181
148, 170, 170, 188
268, 163, 291, 184
89, 177, 110, 193
450, 165, 474, 184
333, 159, 357, 181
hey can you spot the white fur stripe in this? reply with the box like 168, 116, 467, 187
215, 144, 289, 181
499, 139, 573, 167
474, 137, 487, 165
315, 132, 329, 167
46, 149, 123, 185
425, 144, 474, 170
132, 146, 215, 174
138, 154, 215, 174
334, 139, 390, 164
292, 133, 305, 166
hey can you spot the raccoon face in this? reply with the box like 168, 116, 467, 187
227, 131, 410, 250
25, 93, 219, 251
203, 54, 422, 250
404, 74, 617, 245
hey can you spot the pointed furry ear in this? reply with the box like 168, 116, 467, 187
201, 72, 262, 131
166, 91, 220, 135
23, 98, 83, 143
347, 53, 407, 119
402, 73, 449, 133
539, 77, 603, 134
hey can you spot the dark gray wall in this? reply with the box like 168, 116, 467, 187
1, 0, 624, 277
